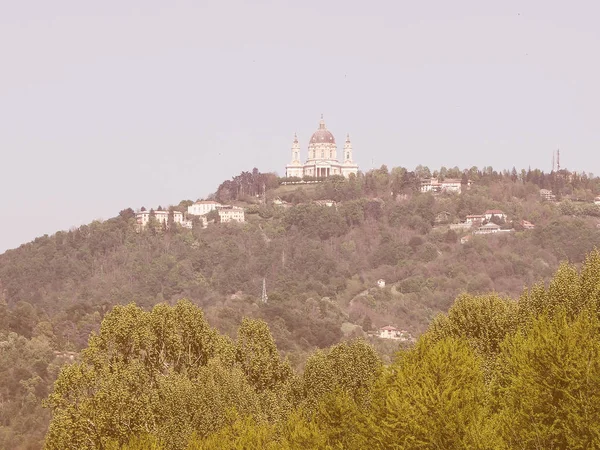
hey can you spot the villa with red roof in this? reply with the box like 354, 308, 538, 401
484, 210, 507, 221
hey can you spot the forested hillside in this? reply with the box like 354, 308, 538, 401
45, 251, 600, 449
1, 164, 600, 448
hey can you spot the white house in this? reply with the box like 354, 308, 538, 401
474, 223, 501, 234
450, 222, 473, 231
540, 189, 556, 202
314, 199, 336, 207
484, 210, 507, 221
520, 220, 535, 230
420, 178, 464, 194
378, 326, 400, 339
378, 326, 410, 340
218, 206, 245, 223
273, 197, 292, 209
188, 201, 221, 216
136, 210, 184, 229
465, 215, 485, 224
440, 179, 462, 193
377, 279, 386, 288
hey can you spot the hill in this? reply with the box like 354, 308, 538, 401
1, 164, 600, 448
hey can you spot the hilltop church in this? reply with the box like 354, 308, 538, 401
285, 116, 359, 179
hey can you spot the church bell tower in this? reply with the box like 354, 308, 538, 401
343, 134, 353, 162
291, 133, 301, 163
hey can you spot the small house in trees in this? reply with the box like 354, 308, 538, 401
313, 199, 336, 207
420, 178, 464, 194
465, 215, 485, 225
273, 197, 292, 208
540, 189, 556, 202
460, 235, 472, 244
378, 326, 411, 341
484, 210, 507, 222
378, 325, 401, 339
520, 220, 535, 230
440, 178, 462, 193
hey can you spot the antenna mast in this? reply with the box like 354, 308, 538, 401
556, 148, 560, 171
261, 278, 268, 303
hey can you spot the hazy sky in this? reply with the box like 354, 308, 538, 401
1, 0, 599, 253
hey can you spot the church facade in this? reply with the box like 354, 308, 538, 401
285, 116, 359, 179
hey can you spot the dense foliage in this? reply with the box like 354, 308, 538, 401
45, 250, 600, 448
2, 164, 600, 448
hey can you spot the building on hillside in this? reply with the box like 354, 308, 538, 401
378, 326, 400, 339
450, 222, 473, 231
595, 197, 600, 206
474, 223, 501, 234
520, 220, 535, 230
460, 235, 472, 244
484, 210, 507, 222
218, 206, 245, 223
136, 211, 151, 228
273, 197, 292, 208
540, 189, 556, 202
135, 210, 184, 231
465, 214, 485, 225
377, 279, 386, 288
439, 178, 462, 193
136, 210, 183, 229
378, 326, 410, 341
188, 200, 221, 216
285, 115, 359, 179
420, 178, 464, 194
313, 199, 336, 207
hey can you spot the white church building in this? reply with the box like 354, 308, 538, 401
285, 116, 359, 179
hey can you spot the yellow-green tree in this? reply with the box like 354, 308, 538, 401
369, 337, 494, 450
493, 310, 600, 449
302, 339, 382, 411
44, 300, 242, 450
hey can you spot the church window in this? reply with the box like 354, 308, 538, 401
347, 152, 350, 160
321, 150, 324, 158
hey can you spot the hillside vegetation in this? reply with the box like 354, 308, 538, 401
44, 251, 600, 449
1, 164, 600, 448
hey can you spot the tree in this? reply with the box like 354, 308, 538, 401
369, 337, 494, 449
44, 300, 236, 450
302, 339, 381, 411
206, 209, 220, 224
493, 310, 600, 448
235, 318, 293, 393
427, 293, 518, 359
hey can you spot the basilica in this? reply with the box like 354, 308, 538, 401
285, 116, 359, 179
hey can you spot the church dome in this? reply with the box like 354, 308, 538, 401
310, 116, 335, 144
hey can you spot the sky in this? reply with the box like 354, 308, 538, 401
1, 0, 599, 253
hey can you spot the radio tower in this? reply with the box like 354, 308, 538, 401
556, 148, 560, 171
261, 278, 268, 303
